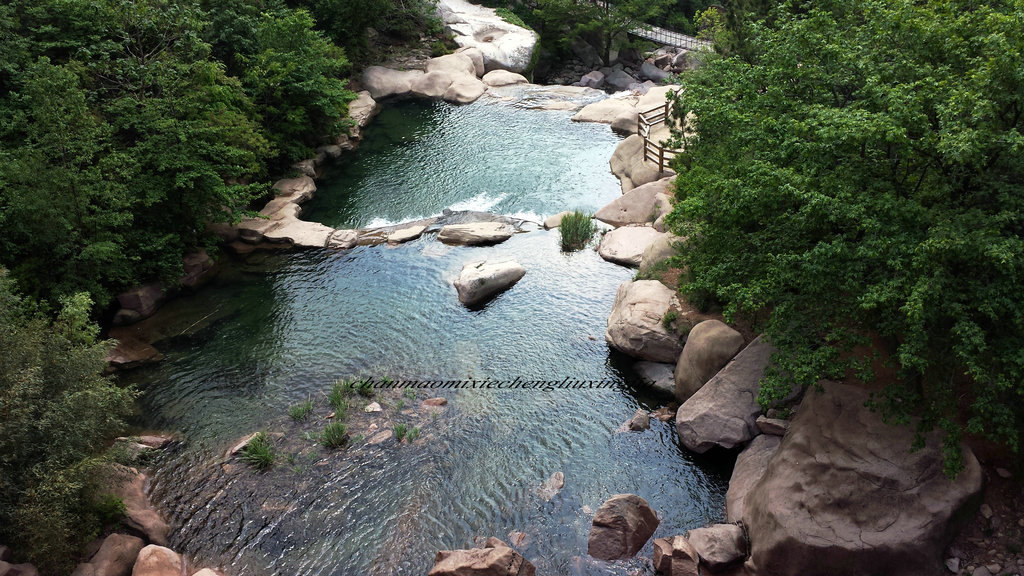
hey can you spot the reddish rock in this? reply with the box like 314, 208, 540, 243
423, 397, 448, 407
588, 494, 660, 560
130, 546, 181, 576
428, 537, 535, 576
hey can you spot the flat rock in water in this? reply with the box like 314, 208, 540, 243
387, 225, 426, 244
428, 537, 535, 576
598, 226, 666, 267
453, 260, 526, 306
632, 361, 676, 397
437, 222, 514, 246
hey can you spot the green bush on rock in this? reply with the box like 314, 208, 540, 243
666, 0, 1024, 475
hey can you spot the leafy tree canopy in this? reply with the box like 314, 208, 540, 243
0, 270, 137, 572
667, 0, 1024, 474
534, 0, 675, 65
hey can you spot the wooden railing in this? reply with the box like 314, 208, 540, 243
637, 98, 681, 173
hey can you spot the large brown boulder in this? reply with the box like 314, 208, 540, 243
428, 537, 535, 576
605, 280, 683, 363
130, 546, 181, 576
673, 320, 744, 401
112, 284, 166, 326
686, 524, 747, 572
743, 382, 984, 576
588, 494, 660, 560
724, 434, 780, 522
76, 534, 145, 576
595, 177, 675, 227
674, 336, 774, 453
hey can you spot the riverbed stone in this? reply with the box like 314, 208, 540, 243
437, 0, 539, 73
675, 336, 774, 453
426, 52, 478, 77
453, 260, 526, 306
106, 330, 163, 370
362, 67, 425, 100
428, 537, 535, 576
0, 562, 38, 576
588, 494, 660, 560
610, 134, 673, 194
639, 233, 680, 277
652, 535, 699, 576
387, 225, 426, 244
572, 97, 636, 125
543, 211, 572, 229
437, 222, 514, 246
606, 69, 639, 91
725, 434, 781, 522
106, 465, 170, 546
443, 76, 487, 104
538, 471, 565, 501
673, 320, 744, 401
131, 546, 181, 576
581, 70, 606, 89
595, 176, 675, 228
627, 408, 651, 431
81, 534, 144, 576
112, 283, 166, 326
641, 61, 671, 82
411, 71, 457, 99
686, 524, 747, 572
599, 226, 665, 267
482, 69, 528, 87
633, 361, 676, 397
606, 280, 683, 363
743, 382, 984, 576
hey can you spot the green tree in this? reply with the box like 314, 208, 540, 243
239, 8, 356, 165
534, 0, 674, 65
666, 0, 1024, 474
0, 271, 137, 573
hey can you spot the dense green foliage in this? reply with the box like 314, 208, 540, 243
0, 0, 357, 309
667, 0, 1024, 473
533, 0, 674, 65
0, 271, 136, 572
289, 0, 443, 60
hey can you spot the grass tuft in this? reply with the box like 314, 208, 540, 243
394, 423, 408, 442
321, 422, 348, 449
289, 400, 313, 420
241, 432, 275, 471
356, 378, 375, 397
406, 426, 420, 442
559, 211, 596, 251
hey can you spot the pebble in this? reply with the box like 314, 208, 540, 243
364, 402, 382, 413
973, 567, 992, 576
946, 558, 960, 573
987, 564, 1002, 574
996, 467, 1012, 479
981, 504, 994, 519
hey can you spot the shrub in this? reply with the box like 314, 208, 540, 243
321, 422, 348, 449
558, 211, 596, 251
241, 432, 275, 471
0, 271, 136, 572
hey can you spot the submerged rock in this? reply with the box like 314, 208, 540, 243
453, 260, 526, 306
632, 361, 676, 397
537, 471, 565, 501
438, 222, 514, 246
588, 494, 660, 560
428, 537, 535, 576
107, 465, 170, 547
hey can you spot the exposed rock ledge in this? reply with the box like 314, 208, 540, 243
436, 0, 539, 73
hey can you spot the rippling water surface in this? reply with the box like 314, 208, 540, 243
122, 97, 729, 576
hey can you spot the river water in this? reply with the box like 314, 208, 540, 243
121, 97, 729, 576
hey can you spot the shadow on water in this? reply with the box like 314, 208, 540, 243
119, 99, 729, 576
